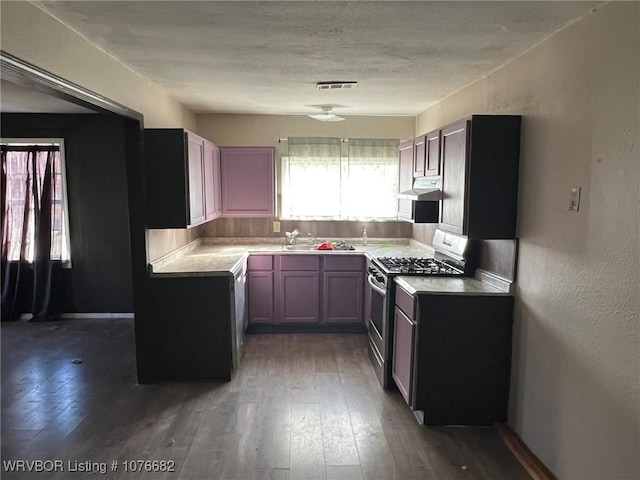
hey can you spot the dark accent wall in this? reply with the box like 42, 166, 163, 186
2, 113, 134, 312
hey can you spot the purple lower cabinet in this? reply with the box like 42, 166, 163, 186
247, 271, 274, 323
279, 271, 320, 323
323, 271, 363, 323
392, 306, 415, 406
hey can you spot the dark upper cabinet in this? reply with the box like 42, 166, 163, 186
425, 129, 441, 177
439, 115, 521, 239
413, 130, 440, 178
398, 139, 440, 224
145, 128, 220, 229
397, 140, 414, 220
413, 135, 426, 177
440, 121, 469, 234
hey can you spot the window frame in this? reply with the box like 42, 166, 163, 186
280, 154, 400, 221
1, 138, 72, 267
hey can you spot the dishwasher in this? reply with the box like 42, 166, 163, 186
230, 258, 247, 369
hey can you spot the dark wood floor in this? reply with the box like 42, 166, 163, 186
1, 319, 530, 480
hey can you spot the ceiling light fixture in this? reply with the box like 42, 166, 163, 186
316, 81, 357, 91
308, 105, 345, 122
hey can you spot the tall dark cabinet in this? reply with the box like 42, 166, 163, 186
401, 115, 521, 238
439, 115, 521, 239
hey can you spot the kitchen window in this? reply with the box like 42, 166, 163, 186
281, 137, 399, 220
1, 139, 71, 265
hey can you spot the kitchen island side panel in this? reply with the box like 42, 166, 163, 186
415, 294, 514, 425
147, 275, 232, 382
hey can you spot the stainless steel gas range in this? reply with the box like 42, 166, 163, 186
366, 229, 476, 388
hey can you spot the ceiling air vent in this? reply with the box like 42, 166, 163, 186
316, 81, 357, 91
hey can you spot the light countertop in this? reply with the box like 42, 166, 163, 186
395, 276, 511, 296
150, 237, 435, 277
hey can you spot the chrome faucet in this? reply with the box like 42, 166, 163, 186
285, 228, 300, 245
307, 233, 321, 244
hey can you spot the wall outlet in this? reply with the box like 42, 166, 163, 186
569, 187, 581, 212
273, 221, 281, 233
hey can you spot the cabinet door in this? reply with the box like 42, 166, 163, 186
279, 271, 319, 323
187, 133, 206, 226
323, 271, 363, 324
213, 145, 223, 218
247, 271, 274, 323
220, 147, 275, 217
413, 135, 426, 177
425, 129, 441, 177
440, 121, 469, 234
203, 140, 217, 221
392, 306, 415, 406
397, 140, 414, 220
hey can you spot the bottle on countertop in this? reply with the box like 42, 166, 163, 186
362, 228, 368, 246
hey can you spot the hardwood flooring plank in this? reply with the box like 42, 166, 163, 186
1, 322, 531, 480
326, 465, 365, 480
318, 373, 360, 467
290, 403, 326, 480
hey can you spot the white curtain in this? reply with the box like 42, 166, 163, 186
283, 137, 342, 219
345, 138, 399, 219
282, 137, 399, 220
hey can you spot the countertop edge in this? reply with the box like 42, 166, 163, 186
148, 238, 433, 276
395, 276, 512, 296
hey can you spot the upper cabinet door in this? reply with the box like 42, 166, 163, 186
220, 147, 275, 217
203, 140, 220, 221
397, 140, 414, 220
425, 129, 441, 177
213, 144, 223, 218
413, 135, 426, 177
145, 128, 211, 229
440, 121, 469, 234
187, 133, 206, 226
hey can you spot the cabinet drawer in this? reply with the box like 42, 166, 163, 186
395, 285, 415, 319
248, 255, 273, 271
323, 255, 363, 271
279, 255, 320, 271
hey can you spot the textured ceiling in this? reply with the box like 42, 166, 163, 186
26, 1, 599, 116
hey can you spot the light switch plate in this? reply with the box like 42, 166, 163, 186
273, 221, 281, 233
569, 187, 581, 212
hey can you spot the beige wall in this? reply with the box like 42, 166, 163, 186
415, 3, 639, 478
1, 1, 200, 262
195, 113, 415, 244
0, 2, 196, 129
196, 113, 414, 146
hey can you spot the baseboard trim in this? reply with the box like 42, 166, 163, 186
496, 424, 557, 480
19, 313, 134, 320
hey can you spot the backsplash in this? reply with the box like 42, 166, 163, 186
199, 218, 412, 239
411, 223, 438, 246
148, 219, 415, 263
147, 227, 201, 262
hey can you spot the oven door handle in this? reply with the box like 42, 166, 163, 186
367, 274, 387, 297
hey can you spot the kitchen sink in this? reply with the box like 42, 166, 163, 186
282, 244, 360, 252
282, 244, 318, 251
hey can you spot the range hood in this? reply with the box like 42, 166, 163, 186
397, 176, 442, 201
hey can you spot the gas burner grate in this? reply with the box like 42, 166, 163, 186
374, 256, 463, 276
